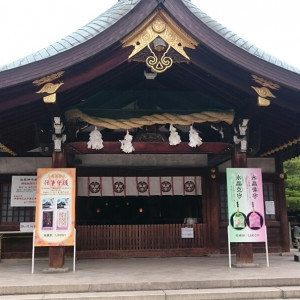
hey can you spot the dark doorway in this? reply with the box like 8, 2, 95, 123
76, 196, 202, 225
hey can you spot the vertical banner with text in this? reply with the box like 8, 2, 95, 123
35, 168, 76, 247
226, 168, 266, 243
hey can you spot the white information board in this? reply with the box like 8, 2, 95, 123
181, 227, 194, 238
11, 176, 37, 207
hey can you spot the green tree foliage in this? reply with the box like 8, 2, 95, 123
284, 157, 300, 213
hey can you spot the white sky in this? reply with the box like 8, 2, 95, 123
0, 0, 299, 69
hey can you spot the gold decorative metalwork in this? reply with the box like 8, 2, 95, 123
279, 173, 285, 179
32, 71, 65, 86
251, 86, 276, 98
33, 71, 64, 104
0, 142, 17, 156
43, 94, 57, 104
146, 44, 173, 73
257, 97, 270, 107
260, 137, 300, 157
251, 75, 280, 106
65, 108, 234, 130
36, 82, 64, 94
122, 9, 198, 73
251, 75, 280, 90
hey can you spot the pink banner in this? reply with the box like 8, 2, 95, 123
226, 168, 266, 243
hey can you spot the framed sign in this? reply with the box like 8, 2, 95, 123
34, 168, 76, 247
181, 227, 194, 238
11, 176, 37, 207
226, 168, 266, 243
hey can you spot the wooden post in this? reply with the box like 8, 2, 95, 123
49, 151, 67, 268
277, 176, 290, 252
208, 169, 220, 252
276, 157, 290, 253
231, 146, 253, 264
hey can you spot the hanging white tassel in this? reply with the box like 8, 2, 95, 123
120, 130, 135, 153
87, 126, 104, 150
210, 125, 224, 139
188, 125, 203, 148
169, 124, 181, 146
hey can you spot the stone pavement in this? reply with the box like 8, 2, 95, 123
1, 250, 300, 299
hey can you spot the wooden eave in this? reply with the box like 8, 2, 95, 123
65, 142, 233, 155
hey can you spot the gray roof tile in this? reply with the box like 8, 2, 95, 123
0, 0, 141, 71
1, 0, 299, 75
182, 0, 300, 74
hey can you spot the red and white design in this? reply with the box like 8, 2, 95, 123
89, 181, 101, 194
112, 177, 126, 196
137, 181, 148, 193
161, 181, 172, 192
183, 176, 199, 195
87, 177, 102, 196
113, 181, 125, 193
136, 177, 150, 196
77, 176, 202, 196
184, 181, 195, 192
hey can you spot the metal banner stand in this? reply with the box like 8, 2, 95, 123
31, 229, 35, 274
227, 226, 232, 268
265, 226, 269, 267
32, 229, 77, 273
73, 228, 76, 272
227, 225, 270, 268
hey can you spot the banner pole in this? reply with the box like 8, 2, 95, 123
73, 228, 76, 272
227, 225, 231, 268
265, 226, 269, 267
31, 229, 35, 274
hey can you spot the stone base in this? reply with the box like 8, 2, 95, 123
42, 267, 69, 273
232, 263, 260, 268
294, 254, 300, 262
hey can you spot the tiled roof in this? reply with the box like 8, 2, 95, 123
182, 0, 300, 74
1, 0, 299, 75
0, 0, 141, 71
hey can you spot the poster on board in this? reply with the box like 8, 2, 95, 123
34, 168, 76, 247
226, 168, 266, 243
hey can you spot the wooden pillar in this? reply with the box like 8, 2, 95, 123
231, 146, 253, 264
276, 157, 290, 252
49, 151, 67, 268
208, 169, 220, 252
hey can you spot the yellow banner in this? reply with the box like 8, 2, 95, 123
34, 168, 76, 247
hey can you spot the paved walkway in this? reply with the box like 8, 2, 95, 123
0, 250, 300, 295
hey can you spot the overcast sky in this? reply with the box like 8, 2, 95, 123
0, 0, 299, 69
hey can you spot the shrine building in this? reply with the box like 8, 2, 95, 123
0, 0, 299, 265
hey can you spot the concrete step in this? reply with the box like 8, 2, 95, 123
1, 286, 300, 300
2, 278, 300, 296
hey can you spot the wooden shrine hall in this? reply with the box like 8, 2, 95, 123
0, 0, 299, 268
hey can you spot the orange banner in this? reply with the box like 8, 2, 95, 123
34, 168, 76, 247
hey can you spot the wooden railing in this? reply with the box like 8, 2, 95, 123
76, 224, 207, 251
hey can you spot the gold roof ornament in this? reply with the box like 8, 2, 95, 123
251, 86, 276, 99
32, 71, 65, 86
122, 9, 198, 74
251, 75, 280, 90
0, 142, 17, 156
251, 75, 280, 107
33, 71, 65, 104
36, 82, 64, 94
261, 137, 300, 157
43, 94, 57, 104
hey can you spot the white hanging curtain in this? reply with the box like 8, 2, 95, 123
77, 176, 202, 196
